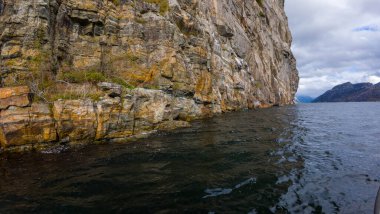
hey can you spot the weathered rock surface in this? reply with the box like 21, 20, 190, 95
314, 82, 380, 102
0, 0, 299, 151
0, 86, 31, 109
0, 103, 56, 148
0, 86, 195, 149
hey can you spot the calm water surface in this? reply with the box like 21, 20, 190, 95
0, 103, 380, 213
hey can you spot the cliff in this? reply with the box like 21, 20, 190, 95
0, 0, 298, 151
314, 82, 380, 102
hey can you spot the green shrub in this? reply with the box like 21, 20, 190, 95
50, 90, 103, 101
62, 71, 106, 84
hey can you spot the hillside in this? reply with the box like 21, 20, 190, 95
314, 82, 380, 102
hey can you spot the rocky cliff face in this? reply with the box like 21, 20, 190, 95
0, 0, 298, 151
314, 82, 380, 102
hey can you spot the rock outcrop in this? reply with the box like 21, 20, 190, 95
314, 82, 380, 103
0, 86, 31, 109
0, 0, 298, 151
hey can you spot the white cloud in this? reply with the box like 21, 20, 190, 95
368, 75, 380, 84
285, 0, 380, 97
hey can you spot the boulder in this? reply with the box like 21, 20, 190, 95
0, 86, 31, 110
0, 103, 57, 148
216, 24, 234, 38
97, 82, 123, 98
53, 100, 97, 143
95, 98, 135, 140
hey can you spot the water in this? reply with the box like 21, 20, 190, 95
0, 103, 379, 213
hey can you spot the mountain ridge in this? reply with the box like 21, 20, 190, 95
314, 82, 380, 102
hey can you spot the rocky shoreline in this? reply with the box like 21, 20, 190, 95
0, 84, 280, 152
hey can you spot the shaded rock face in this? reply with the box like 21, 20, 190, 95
314, 82, 380, 102
0, 0, 3, 15
0, 0, 299, 150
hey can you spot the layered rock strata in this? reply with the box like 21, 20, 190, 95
0, 0, 298, 151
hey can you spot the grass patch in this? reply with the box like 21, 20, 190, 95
49, 90, 104, 101
61, 71, 107, 84
135, 17, 148, 25
59, 70, 135, 89
108, 76, 135, 89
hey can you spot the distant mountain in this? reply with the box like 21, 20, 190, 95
296, 95, 315, 103
314, 82, 380, 102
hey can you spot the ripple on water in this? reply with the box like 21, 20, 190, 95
0, 103, 379, 213
203, 177, 257, 199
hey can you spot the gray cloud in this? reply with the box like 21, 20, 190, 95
354, 25, 380, 32
285, 0, 380, 97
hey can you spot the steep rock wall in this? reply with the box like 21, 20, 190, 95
0, 0, 298, 150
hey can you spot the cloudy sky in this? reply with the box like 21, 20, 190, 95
285, 0, 380, 97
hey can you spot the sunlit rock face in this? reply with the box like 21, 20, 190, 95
0, 0, 298, 150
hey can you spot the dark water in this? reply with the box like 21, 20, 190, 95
1, 103, 380, 213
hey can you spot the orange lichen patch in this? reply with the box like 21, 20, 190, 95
70, 0, 99, 11
119, 37, 145, 46
3, 59, 23, 67
0, 103, 57, 147
23, 48, 42, 59
2, 70, 36, 87
220, 98, 228, 112
2, 45, 21, 57
119, 64, 160, 87
113, 50, 175, 87
72, 56, 101, 70
194, 70, 213, 103
0, 86, 30, 99
0, 86, 31, 110
190, 46, 208, 58
117, 6, 135, 19
120, 68, 152, 86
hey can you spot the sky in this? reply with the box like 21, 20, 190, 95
285, 0, 380, 97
